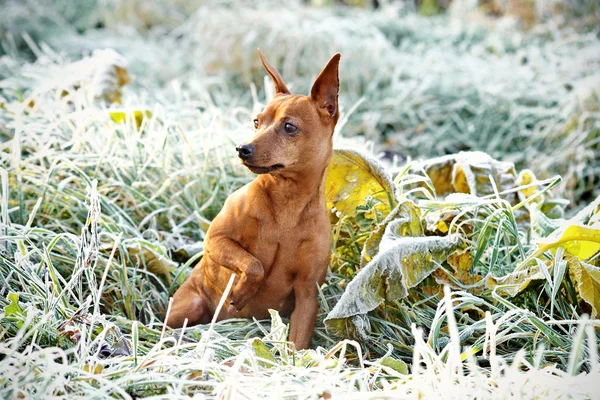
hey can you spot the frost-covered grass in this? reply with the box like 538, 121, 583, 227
1, 0, 600, 398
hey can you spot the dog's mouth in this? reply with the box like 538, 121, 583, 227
243, 162, 285, 174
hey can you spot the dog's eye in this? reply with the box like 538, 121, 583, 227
253, 119, 259, 129
284, 122, 298, 135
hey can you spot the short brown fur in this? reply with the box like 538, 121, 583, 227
166, 50, 341, 349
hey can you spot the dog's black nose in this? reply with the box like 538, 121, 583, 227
236, 144, 255, 161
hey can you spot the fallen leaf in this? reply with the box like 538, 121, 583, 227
448, 250, 477, 283
267, 309, 289, 360
4, 293, 24, 328
4, 292, 23, 317
378, 356, 409, 375
486, 261, 546, 297
83, 363, 104, 374
26, 49, 131, 106
516, 169, 542, 203
569, 259, 600, 318
59, 324, 82, 344
325, 149, 395, 218
124, 240, 176, 286
325, 219, 458, 335
109, 109, 152, 129
533, 223, 600, 261
434, 250, 483, 293
360, 200, 422, 266
85, 49, 130, 103
413, 151, 517, 200
250, 338, 276, 367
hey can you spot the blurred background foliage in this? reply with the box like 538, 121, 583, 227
2, 0, 598, 209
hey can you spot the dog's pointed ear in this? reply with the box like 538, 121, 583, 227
310, 53, 341, 119
258, 48, 290, 95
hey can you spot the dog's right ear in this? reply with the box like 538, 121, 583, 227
258, 49, 290, 95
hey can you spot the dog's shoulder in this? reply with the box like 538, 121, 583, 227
221, 181, 267, 220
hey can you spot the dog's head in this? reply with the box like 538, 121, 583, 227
236, 49, 340, 175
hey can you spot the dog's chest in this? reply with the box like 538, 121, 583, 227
251, 207, 329, 269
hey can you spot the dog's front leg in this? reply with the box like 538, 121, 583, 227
207, 236, 264, 312
288, 279, 319, 350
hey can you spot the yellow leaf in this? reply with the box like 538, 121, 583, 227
436, 220, 449, 233
250, 338, 276, 367
109, 109, 152, 129
422, 156, 455, 195
534, 223, 600, 261
83, 363, 104, 374
516, 169, 541, 202
569, 260, 600, 318
325, 149, 395, 218
413, 151, 517, 198
453, 163, 470, 193
435, 250, 483, 293
448, 250, 473, 279
516, 196, 600, 271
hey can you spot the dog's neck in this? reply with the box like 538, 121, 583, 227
255, 151, 332, 219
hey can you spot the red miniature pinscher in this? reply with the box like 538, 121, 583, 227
167, 49, 340, 350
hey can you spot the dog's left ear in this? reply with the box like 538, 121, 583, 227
310, 53, 341, 119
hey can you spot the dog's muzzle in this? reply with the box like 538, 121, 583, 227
236, 144, 255, 161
